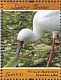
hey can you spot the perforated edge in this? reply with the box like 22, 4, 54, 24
60, 0, 61, 79
0, 3, 3, 80
0, 0, 61, 80
1, 78, 61, 80
0, 0, 60, 3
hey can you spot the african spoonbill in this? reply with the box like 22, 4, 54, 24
16, 10, 60, 66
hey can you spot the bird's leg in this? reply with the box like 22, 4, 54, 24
52, 39, 55, 52
47, 39, 55, 67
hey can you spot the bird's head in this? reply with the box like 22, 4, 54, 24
16, 28, 35, 58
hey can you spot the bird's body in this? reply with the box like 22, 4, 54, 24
33, 10, 60, 32
16, 10, 60, 66
17, 10, 60, 42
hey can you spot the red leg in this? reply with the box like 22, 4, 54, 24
47, 39, 55, 67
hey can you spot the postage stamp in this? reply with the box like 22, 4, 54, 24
0, 0, 61, 79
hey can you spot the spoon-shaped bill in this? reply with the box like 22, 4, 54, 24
16, 40, 24, 59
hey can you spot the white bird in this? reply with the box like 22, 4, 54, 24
16, 10, 60, 67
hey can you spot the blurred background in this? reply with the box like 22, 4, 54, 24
2, 11, 60, 67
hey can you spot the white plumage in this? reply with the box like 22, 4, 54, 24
17, 10, 60, 42
16, 10, 60, 66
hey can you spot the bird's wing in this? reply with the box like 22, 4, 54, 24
45, 11, 59, 18
33, 10, 60, 31
33, 10, 59, 23
38, 10, 59, 23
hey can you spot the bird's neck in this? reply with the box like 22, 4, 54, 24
32, 28, 44, 41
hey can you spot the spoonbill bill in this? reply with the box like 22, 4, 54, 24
16, 10, 60, 67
